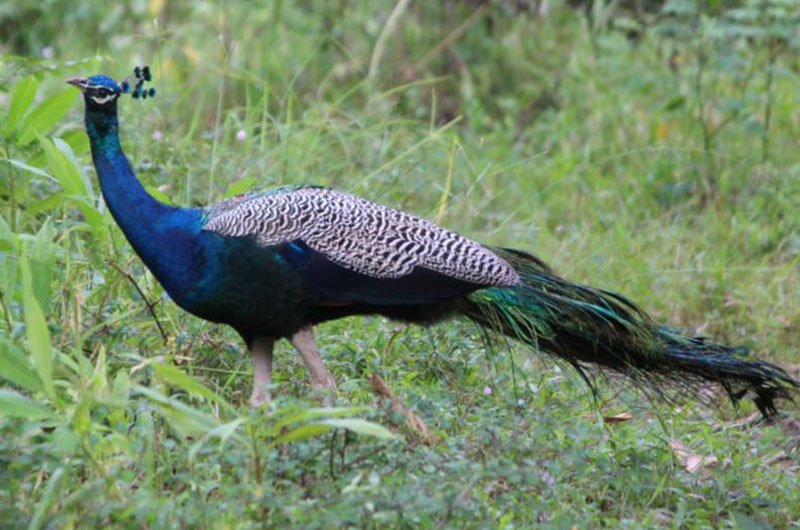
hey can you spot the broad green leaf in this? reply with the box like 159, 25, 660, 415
27, 192, 66, 217
268, 423, 331, 449
21, 257, 54, 399
0, 251, 18, 298
59, 129, 90, 157
89, 345, 108, 396
17, 89, 77, 146
107, 370, 130, 408
0, 389, 54, 420
188, 418, 246, 462
134, 385, 219, 438
4, 77, 37, 138
70, 397, 91, 433
57, 351, 81, 377
0, 220, 16, 295
0, 215, 14, 252
21, 148, 47, 171
1, 157, 57, 182
151, 362, 236, 415
318, 418, 397, 440
155, 402, 219, 438
40, 137, 85, 196
54, 138, 94, 196
0, 336, 43, 392
271, 405, 368, 433
74, 198, 104, 231
29, 221, 57, 310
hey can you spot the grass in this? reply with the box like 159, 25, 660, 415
1, 1, 800, 527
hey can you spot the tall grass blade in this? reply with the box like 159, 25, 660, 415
20, 257, 55, 399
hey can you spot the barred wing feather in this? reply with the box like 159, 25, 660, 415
202, 187, 520, 290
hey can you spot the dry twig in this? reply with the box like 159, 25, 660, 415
368, 373, 439, 445
106, 260, 168, 343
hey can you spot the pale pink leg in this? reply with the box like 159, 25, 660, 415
249, 337, 274, 408
290, 327, 336, 399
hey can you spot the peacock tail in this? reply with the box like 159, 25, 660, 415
463, 248, 798, 419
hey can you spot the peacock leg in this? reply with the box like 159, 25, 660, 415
249, 337, 275, 407
290, 327, 336, 400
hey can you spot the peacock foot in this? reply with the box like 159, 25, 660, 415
249, 385, 272, 408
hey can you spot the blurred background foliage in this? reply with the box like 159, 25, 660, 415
1, 0, 800, 527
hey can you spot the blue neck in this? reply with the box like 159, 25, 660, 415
86, 106, 202, 300
87, 109, 172, 237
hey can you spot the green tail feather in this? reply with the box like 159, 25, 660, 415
464, 248, 798, 419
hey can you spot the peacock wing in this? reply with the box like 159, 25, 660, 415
201, 186, 520, 305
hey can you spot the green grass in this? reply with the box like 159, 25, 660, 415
2, 1, 800, 527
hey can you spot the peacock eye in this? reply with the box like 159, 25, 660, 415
89, 87, 117, 105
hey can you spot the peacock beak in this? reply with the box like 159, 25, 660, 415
66, 77, 90, 92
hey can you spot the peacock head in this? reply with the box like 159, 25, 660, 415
67, 66, 156, 112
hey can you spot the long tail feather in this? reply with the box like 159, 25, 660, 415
464, 248, 798, 419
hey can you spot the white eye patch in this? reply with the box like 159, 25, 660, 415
90, 93, 117, 105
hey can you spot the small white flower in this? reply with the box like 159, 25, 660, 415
236, 129, 247, 142
152, 130, 163, 141
42, 47, 54, 59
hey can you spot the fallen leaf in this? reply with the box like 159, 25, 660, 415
713, 412, 761, 432
648, 509, 672, 525
764, 450, 791, 466
669, 439, 719, 473
603, 412, 633, 424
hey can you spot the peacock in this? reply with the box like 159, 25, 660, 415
68, 68, 798, 418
